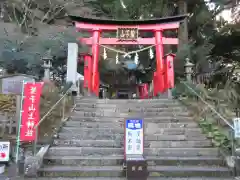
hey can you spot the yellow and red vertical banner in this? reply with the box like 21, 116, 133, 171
20, 82, 43, 141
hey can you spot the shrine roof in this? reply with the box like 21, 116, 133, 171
68, 15, 187, 25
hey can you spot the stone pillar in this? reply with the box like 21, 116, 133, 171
184, 58, 194, 82
43, 60, 51, 80
66, 43, 78, 94
42, 51, 52, 81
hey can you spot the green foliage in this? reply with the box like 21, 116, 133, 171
174, 80, 235, 152
210, 24, 240, 63
0, 27, 82, 79
60, 82, 73, 94
87, 0, 177, 19
199, 118, 231, 150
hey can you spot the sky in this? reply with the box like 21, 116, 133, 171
205, 0, 236, 22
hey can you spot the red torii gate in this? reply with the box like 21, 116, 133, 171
69, 15, 186, 97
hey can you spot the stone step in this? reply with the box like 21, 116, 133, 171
39, 165, 231, 177
69, 116, 193, 122
39, 165, 123, 177
43, 155, 224, 166
47, 147, 219, 157
25, 177, 235, 180
57, 132, 208, 141
147, 165, 231, 177
75, 102, 181, 108
64, 121, 199, 129
72, 111, 190, 117
52, 139, 212, 148
60, 127, 203, 136
74, 106, 185, 112
75, 99, 176, 104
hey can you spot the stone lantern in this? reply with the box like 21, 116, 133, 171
42, 50, 53, 81
184, 58, 194, 82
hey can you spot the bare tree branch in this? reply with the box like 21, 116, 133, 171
12, 4, 20, 26
19, 0, 31, 27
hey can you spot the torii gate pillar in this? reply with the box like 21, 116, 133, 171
92, 30, 100, 96
155, 30, 165, 93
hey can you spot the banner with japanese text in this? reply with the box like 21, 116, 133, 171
20, 82, 43, 141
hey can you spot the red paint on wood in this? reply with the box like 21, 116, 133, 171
155, 30, 165, 93
88, 55, 93, 93
79, 37, 178, 45
165, 54, 175, 89
75, 22, 180, 31
153, 72, 159, 96
92, 30, 100, 96
138, 84, 149, 99
75, 20, 180, 96
83, 54, 92, 89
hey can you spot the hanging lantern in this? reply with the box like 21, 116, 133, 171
116, 53, 119, 64
149, 48, 154, 59
134, 52, 139, 65
103, 48, 107, 60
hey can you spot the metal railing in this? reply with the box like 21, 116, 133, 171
175, 79, 238, 175
33, 84, 74, 155
180, 80, 234, 129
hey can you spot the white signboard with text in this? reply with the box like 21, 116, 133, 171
125, 119, 143, 155
234, 118, 240, 138
0, 141, 10, 162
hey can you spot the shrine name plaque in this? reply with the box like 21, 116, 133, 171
117, 28, 138, 41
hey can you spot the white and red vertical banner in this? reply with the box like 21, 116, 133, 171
20, 82, 44, 141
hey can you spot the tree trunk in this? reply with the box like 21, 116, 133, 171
175, 0, 189, 75
178, 0, 188, 45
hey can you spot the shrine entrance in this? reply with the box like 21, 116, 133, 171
69, 15, 186, 97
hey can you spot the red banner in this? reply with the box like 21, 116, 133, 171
138, 84, 149, 99
20, 82, 43, 141
153, 72, 159, 96
165, 54, 175, 89
84, 57, 89, 88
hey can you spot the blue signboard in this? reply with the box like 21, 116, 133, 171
125, 119, 143, 155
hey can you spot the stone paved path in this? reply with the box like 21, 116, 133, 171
9, 177, 237, 180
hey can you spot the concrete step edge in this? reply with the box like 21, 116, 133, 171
44, 155, 222, 161
39, 165, 229, 172
25, 178, 235, 180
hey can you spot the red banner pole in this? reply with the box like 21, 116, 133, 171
92, 30, 100, 96
143, 83, 149, 99
87, 55, 93, 93
153, 72, 158, 96
164, 57, 168, 92
83, 55, 89, 90
155, 30, 165, 94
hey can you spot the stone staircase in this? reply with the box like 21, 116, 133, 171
38, 97, 233, 179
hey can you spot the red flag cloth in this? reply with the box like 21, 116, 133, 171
20, 82, 43, 141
